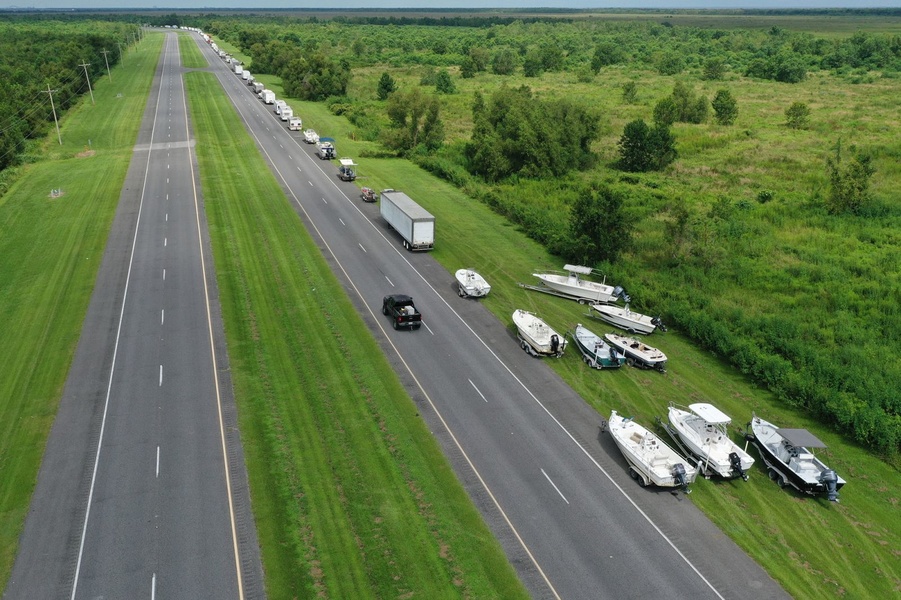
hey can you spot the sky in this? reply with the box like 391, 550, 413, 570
2, 1, 901, 10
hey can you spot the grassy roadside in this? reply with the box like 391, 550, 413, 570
183, 70, 528, 599
248, 85, 901, 599
0, 33, 163, 588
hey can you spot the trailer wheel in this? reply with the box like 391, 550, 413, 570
637, 475, 648, 487
629, 467, 639, 480
626, 357, 635, 367
578, 298, 587, 305
776, 474, 787, 488
768, 468, 778, 481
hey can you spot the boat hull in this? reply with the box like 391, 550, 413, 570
604, 333, 667, 372
607, 410, 697, 489
572, 324, 624, 368
512, 310, 566, 357
747, 415, 845, 501
590, 304, 658, 335
455, 269, 490, 298
667, 405, 753, 479
532, 272, 619, 303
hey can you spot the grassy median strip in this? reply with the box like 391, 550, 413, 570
0, 33, 163, 588
183, 70, 527, 599
178, 32, 208, 69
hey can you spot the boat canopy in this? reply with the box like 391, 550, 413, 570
777, 428, 828, 448
339, 157, 356, 168
563, 264, 593, 275
689, 403, 732, 425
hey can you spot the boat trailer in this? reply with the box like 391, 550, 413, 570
517, 282, 602, 304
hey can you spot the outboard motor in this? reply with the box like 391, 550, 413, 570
819, 469, 840, 502
672, 463, 690, 493
651, 316, 667, 332
612, 286, 631, 303
729, 451, 748, 481
550, 334, 560, 355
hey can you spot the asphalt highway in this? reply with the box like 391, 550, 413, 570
196, 34, 789, 600
5, 33, 263, 599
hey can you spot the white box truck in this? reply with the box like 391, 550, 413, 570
379, 189, 435, 251
242, 70, 251, 81
234, 63, 243, 75
280, 106, 293, 121
288, 117, 303, 131
253, 82, 265, 94
275, 100, 287, 115
262, 90, 275, 104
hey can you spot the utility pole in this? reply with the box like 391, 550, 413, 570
42, 85, 62, 145
100, 49, 112, 81
78, 61, 95, 105
117, 41, 123, 62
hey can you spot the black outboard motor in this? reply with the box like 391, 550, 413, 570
550, 334, 560, 355
651, 316, 667, 332
819, 469, 840, 502
612, 285, 631, 304
729, 451, 749, 481
672, 463, 690, 493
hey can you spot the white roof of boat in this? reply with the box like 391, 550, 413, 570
777, 428, 828, 448
689, 403, 732, 424
563, 264, 593, 275
339, 158, 356, 167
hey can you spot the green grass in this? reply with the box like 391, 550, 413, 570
0, 32, 164, 590
183, 70, 528, 599
263, 83, 901, 600
178, 32, 208, 69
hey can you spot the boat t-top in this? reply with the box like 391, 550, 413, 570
662, 403, 754, 480
527, 264, 628, 304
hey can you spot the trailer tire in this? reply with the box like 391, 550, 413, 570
629, 467, 639, 480
768, 468, 778, 481
777, 474, 787, 488
626, 357, 635, 367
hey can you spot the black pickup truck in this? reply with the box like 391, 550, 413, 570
382, 294, 422, 330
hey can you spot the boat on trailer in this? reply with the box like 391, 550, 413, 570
662, 403, 753, 480
528, 264, 628, 304
604, 332, 667, 372
570, 323, 625, 369
746, 414, 844, 501
606, 410, 696, 491
589, 303, 665, 335
512, 309, 566, 358
455, 268, 491, 298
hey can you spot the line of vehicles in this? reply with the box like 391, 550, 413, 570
203, 31, 845, 505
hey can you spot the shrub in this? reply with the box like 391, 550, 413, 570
712, 89, 738, 125
785, 101, 810, 129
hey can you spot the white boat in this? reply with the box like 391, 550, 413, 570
604, 332, 667, 372
512, 309, 566, 357
606, 410, 696, 491
531, 264, 627, 304
589, 303, 665, 335
303, 129, 319, 144
571, 323, 625, 369
746, 414, 845, 502
455, 268, 491, 298
664, 403, 753, 480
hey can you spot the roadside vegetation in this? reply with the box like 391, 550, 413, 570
203, 11, 901, 459
196, 11, 901, 598
0, 32, 161, 589
184, 70, 528, 599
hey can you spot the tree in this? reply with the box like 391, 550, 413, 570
591, 42, 626, 74
657, 53, 684, 75
523, 50, 543, 77
491, 49, 517, 75
376, 72, 396, 100
281, 53, 350, 101
435, 70, 455, 94
568, 185, 632, 265
383, 88, 444, 155
653, 97, 678, 127
460, 56, 476, 79
712, 89, 738, 125
702, 57, 726, 80
785, 101, 810, 129
825, 143, 875, 215
621, 81, 638, 104
617, 119, 676, 172
469, 47, 490, 72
